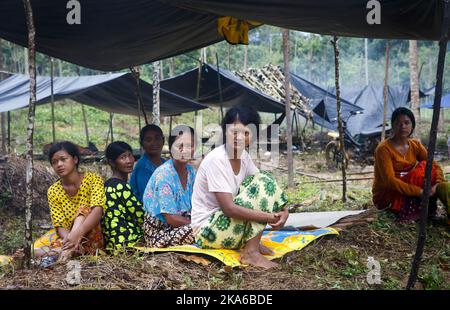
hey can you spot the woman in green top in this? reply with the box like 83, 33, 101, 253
102, 141, 145, 252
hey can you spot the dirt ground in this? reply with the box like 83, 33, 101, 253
0, 151, 449, 290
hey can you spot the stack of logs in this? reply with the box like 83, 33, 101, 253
235, 64, 311, 117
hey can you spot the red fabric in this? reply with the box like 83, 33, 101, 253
387, 161, 437, 212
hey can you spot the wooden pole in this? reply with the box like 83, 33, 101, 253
131, 67, 149, 126
409, 40, 421, 141
152, 61, 161, 126
331, 35, 347, 202
50, 57, 56, 143
23, 0, 36, 268
0, 39, 6, 155
7, 111, 11, 154
364, 38, 369, 85
75, 67, 90, 146
406, 0, 450, 290
283, 29, 294, 188
216, 52, 224, 123
109, 113, 114, 143
244, 45, 248, 71
381, 40, 390, 141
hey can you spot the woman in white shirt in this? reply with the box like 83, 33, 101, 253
191, 105, 289, 269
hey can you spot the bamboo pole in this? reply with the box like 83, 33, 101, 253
131, 66, 149, 126
216, 52, 224, 123
23, 0, 36, 268
109, 113, 114, 143
331, 36, 347, 202
152, 61, 161, 126
283, 29, 294, 188
75, 67, 90, 146
381, 40, 390, 141
50, 57, 56, 143
406, 0, 450, 290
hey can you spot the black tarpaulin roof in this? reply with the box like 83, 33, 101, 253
0, 1, 446, 72
161, 63, 286, 113
0, 72, 206, 116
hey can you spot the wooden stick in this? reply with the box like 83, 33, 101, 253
406, 0, 450, 290
22, 0, 36, 269
283, 29, 294, 188
298, 177, 373, 184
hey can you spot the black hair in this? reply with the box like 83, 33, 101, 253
391, 107, 416, 136
169, 125, 195, 154
139, 124, 164, 146
221, 105, 261, 144
105, 141, 133, 162
48, 141, 80, 168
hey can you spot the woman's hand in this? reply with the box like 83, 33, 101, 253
430, 184, 438, 196
62, 229, 82, 251
268, 209, 289, 230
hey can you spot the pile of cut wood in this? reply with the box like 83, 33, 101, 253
235, 64, 311, 116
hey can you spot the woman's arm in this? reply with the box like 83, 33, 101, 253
376, 146, 422, 196
214, 192, 279, 223
163, 213, 190, 227
57, 227, 69, 240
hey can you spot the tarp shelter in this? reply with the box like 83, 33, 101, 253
290, 73, 363, 133
164, 0, 446, 40
420, 93, 450, 109
161, 63, 287, 114
0, 73, 206, 116
0, 1, 447, 71
291, 72, 429, 138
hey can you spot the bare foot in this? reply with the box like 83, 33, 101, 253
259, 244, 274, 256
240, 250, 279, 269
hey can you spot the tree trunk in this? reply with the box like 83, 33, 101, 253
169, 58, 175, 77
0, 39, 7, 154
409, 40, 421, 141
244, 45, 248, 71
283, 29, 294, 188
406, 1, 450, 290
50, 57, 56, 143
365, 38, 369, 85
152, 61, 161, 126
23, 0, 37, 269
331, 36, 347, 202
382, 40, 390, 141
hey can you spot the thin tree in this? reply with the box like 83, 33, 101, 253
409, 40, 421, 141
152, 61, 161, 126
49, 57, 56, 143
331, 36, 347, 202
406, 0, 450, 290
381, 40, 390, 141
283, 29, 294, 188
0, 38, 7, 154
23, 0, 37, 268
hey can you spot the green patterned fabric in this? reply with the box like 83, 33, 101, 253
196, 171, 288, 249
102, 178, 144, 252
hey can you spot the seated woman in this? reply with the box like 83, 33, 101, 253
34, 141, 106, 261
373, 107, 449, 224
143, 125, 196, 248
191, 105, 289, 269
102, 141, 145, 252
130, 124, 165, 203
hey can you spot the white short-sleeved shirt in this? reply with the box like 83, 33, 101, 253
191, 145, 259, 232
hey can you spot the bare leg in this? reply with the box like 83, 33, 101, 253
240, 232, 279, 269
34, 246, 61, 258
259, 244, 274, 256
